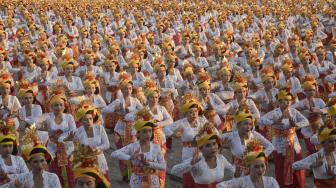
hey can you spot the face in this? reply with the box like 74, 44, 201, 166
222, 74, 231, 83
65, 66, 74, 75
263, 79, 274, 89
129, 64, 139, 73
148, 92, 159, 105
75, 177, 96, 188
200, 87, 210, 96
52, 101, 65, 113
0, 143, 13, 155
138, 127, 152, 141
81, 114, 94, 127
200, 139, 218, 158
0, 53, 4, 62
235, 88, 247, 100
121, 83, 132, 96
249, 159, 266, 176
25, 55, 34, 65
157, 68, 166, 78
29, 155, 47, 171
187, 107, 199, 120
86, 84, 96, 95
316, 50, 326, 61
205, 110, 216, 122
237, 119, 253, 136
279, 99, 290, 110
39, 63, 48, 71
322, 136, 336, 152
0, 85, 10, 95
23, 93, 34, 105
194, 49, 201, 57
305, 87, 316, 98
105, 63, 116, 72
85, 55, 94, 65
283, 70, 292, 77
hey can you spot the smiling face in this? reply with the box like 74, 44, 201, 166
85, 84, 96, 95
64, 65, 74, 76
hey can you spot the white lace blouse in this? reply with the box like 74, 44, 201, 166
171, 154, 235, 184
217, 175, 279, 188
18, 104, 42, 125
164, 117, 208, 161
0, 155, 28, 180
2, 171, 61, 188
111, 141, 166, 188
75, 124, 110, 173
293, 149, 336, 179
222, 130, 274, 159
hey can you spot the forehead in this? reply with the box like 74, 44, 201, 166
30, 154, 45, 161
76, 176, 95, 183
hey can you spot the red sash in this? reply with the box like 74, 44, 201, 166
195, 182, 219, 188
314, 178, 336, 188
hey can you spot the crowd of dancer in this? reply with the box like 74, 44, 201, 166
0, 0, 335, 187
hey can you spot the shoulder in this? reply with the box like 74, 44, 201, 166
45, 171, 60, 179
264, 176, 278, 184
151, 142, 163, 152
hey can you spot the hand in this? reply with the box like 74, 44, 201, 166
191, 148, 202, 165
234, 165, 244, 177
325, 163, 334, 176
49, 130, 63, 143
221, 136, 230, 148
311, 153, 324, 168
14, 179, 27, 188
289, 118, 296, 127
140, 154, 149, 166
0, 168, 9, 181
130, 149, 142, 160
69, 91, 78, 97
65, 131, 76, 141
227, 107, 236, 115
303, 100, 310, 109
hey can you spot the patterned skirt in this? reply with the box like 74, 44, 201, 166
48, 158, 75, 188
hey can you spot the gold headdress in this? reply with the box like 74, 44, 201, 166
194, 123, 220, 147
276, 87, 293, 101
181, 93, 203, 113
75, 102, 100, 122
134, 108, 155, 131
73, 142, 110, 188
0, 119, 17, 155
21, 126, 52, 163
318, 127, 336, 143
243, 139, 265, 166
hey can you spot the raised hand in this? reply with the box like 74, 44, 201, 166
191, 148, 202, 165
311, 153, 324, 168
325, 163, 334, 176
